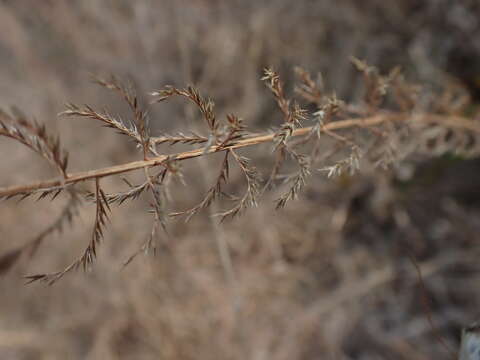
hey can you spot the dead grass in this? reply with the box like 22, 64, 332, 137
2, 1, 480, 359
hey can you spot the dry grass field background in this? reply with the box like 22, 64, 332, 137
1, 1, 480, 359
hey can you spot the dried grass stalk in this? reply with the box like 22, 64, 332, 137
1, 59, 480, 283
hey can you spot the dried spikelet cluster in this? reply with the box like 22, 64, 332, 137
1, 58, 480, 284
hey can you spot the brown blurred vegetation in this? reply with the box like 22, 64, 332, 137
1, 1, 480, 359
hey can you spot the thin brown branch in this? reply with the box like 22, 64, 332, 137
61, 103, 141, 142
1, 113, 478, 199
0, 108, 69, 178
170, 150, 230, 220
24, 178, 109, 285
150, 132, 208, 146
216, 150, 260, 221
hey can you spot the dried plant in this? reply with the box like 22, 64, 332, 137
1, 59, 480, 285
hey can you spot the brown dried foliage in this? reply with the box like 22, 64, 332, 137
2, 59, 480, 284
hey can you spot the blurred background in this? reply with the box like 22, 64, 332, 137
1, 1, 480, 359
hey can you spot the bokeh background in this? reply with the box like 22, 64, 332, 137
1, 1, 480, 359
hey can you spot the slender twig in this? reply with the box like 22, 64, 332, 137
1, 113, 478, 199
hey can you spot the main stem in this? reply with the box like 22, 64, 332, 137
0, 112, 475, 198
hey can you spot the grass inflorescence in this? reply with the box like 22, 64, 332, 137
1, 58, 480, 284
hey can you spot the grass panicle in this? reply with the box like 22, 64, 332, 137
1, 59, 480, 283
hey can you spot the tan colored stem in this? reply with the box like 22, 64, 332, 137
0, 112, 476, 198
